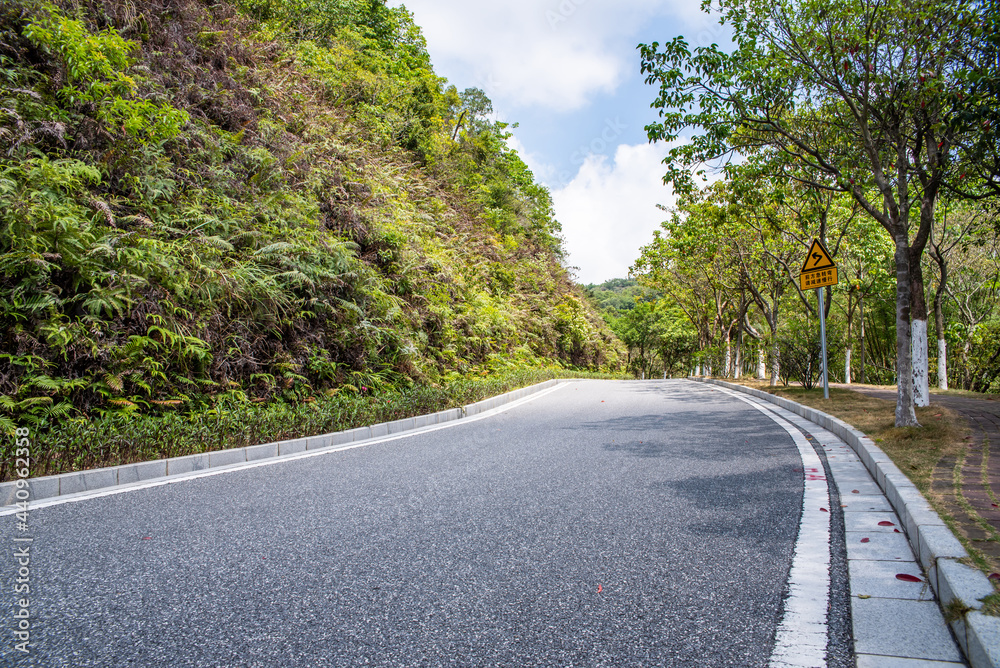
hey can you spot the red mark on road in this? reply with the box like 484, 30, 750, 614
598, 584, 603, 593
820, 507, 829, 512
860, 537, 870, 543
878, 521, 895, 527
896, 574, 922, 583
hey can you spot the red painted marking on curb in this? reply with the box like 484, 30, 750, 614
896, 574, 922, 583
860, 537, 870, 543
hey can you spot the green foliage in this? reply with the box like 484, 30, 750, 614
23, 5, 188, 141
0, 367, 625, 480
0, 0, 623, 478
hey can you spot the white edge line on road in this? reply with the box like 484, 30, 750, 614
0, 382, 570, 516
703, 383, 831, 668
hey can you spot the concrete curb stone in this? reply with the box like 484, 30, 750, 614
694, 377, 1000, 668
117, 460, 168, 485
277, 438, 308, 456
2, 378, 564, 507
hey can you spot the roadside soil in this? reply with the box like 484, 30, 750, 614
836, 383, 1000, 577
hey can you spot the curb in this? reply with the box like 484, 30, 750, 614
1, 379, 563, 508
693, 377, 1000, 668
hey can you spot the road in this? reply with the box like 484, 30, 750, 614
2, 380, 843, 667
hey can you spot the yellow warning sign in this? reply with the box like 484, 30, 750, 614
799, 238, 839, 290
800, 238, 836, 272
800, 267, 838, 290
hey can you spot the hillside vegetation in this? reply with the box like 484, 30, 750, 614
0, 0, 623, 477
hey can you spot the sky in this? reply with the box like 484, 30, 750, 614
389, 0, 732, 284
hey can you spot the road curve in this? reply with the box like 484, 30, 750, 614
3, 380, 826, 667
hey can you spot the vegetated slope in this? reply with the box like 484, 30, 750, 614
0, 0, 624, 432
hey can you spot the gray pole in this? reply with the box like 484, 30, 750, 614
818, 288, 830, 399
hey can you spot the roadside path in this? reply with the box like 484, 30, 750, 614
837, 384, 1000, 570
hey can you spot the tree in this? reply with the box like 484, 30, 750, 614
939, 224, 1000, 388
926, 199, 982, 389
611, 299, 660, 378
639, 0, 989, 425
632, 206, 743, 377
836, 215, 894, 384
651, 302, 699, 377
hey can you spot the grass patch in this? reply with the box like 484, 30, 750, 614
728, 380, 967, 493
6, 369, 626, 482
980, 592, 1000, 617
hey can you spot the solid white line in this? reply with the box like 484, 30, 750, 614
0, 382, 569, 516
704, 384, 831, 668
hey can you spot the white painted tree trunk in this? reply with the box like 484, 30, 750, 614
734, 344, 742, 379
912, 319, 930, 407
845, 348, 852, 385
770, 341, 780, 387
938, 339, 948, 390
724, 342, 732, 379
758, 349, 766, 379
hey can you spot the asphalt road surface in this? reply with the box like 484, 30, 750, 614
2, 380, 830, 667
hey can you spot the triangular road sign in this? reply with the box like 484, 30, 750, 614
800, 238, 836, 272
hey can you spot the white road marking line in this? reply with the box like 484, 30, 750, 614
705, 384, 831, 668
0, 382, 569, 516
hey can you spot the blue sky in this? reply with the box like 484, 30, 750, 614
391, 0, 732, 284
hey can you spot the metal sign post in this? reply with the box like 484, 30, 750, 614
799, 238, 838, 399
818, 288, 829, 399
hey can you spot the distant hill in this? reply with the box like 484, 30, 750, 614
585, 278, 660, 314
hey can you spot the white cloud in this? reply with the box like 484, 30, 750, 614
395, 0, 696, 112
505, 135, 559, 186
551, 142, 678, 284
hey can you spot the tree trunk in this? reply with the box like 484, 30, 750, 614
910, 202, 933, 407
724, 330, 732, 379
894, 233, 919, 426
845, 348, 852, 384
931, 246, 949, 390
734, 332, 743, 379
912, 318, 930, 406
938, 339, 948, 391
758, 348, 767, 380
859, 289, 866, 384
769, 323, 780, 387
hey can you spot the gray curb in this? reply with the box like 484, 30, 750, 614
694, 377, 1000, 668
1, 379, 562, 508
